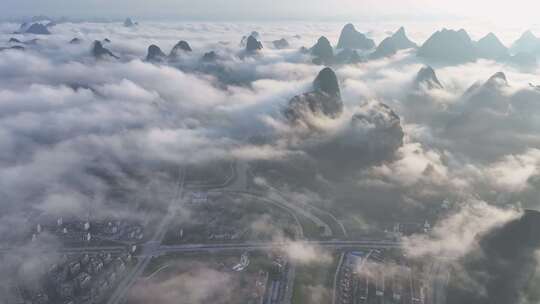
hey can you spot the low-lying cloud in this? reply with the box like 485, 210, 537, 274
2, 19, 540, 303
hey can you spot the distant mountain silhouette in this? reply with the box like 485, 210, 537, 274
511, 30, 540, 54
245, 35, 263, 53
461, 72, 510, 113
124, 18, 137, 27
5, 37, 37, 46
92, 41, 118, 60
25, 23, 51, 35
464, 71, 508, 94
25, 38, 39, 45
370, 27, 416, 59
69, 38, 82, 44
415, 66, 443, 89
485, 71, 508, 87
30, 15, 52, 23
169, 40, 192, 58
313, 67, 341, 97
285, 67, 343, 121
18, 22, 30, 32
476, 33, 509, 60
390, 27, 417, 49
418, 29, 476, 63
311, 36, 334, 64
0, 45, 25, 52
370, 37, 398, 59
240, 31, 260, 47
334, 49, 363, 64
45, 21, 57, 28
201, 51, 218, 62
336, 23, 375, 50
272, 38, 289, 49
508, 52, 537, 67
146, 44, 166, 62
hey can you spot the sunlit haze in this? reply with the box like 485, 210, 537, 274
2, 1, 540, 304
2, 0, 540, 24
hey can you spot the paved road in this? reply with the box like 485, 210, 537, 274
265, 187, 334, 237
186, 160, 239, 190
0, 161, 402, 304
0, 245, 127, 254
264, 184, 347, 238
209, 160, 342, 239
0, 239, 402, 256
106, 170, 186, 304
426, 260, 450, 304
152, 240, 401, 255
212, 189, 305, 238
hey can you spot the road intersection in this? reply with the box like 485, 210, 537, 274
0, 162, 418, 304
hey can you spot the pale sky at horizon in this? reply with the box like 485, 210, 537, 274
2, 0, 540, 24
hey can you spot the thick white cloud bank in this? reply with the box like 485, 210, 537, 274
2, 19, 540, 302
1, 20, 540, 225
1, 21, 540, 208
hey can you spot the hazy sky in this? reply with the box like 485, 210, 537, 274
3, 0, 540, 24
